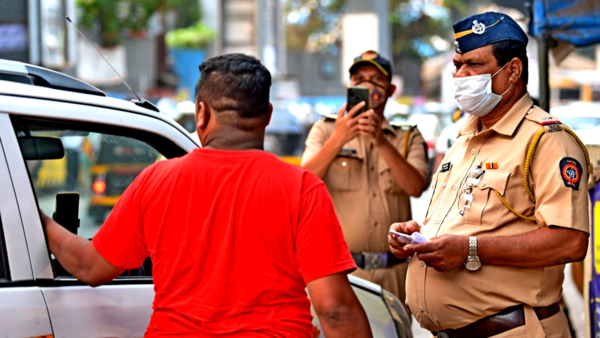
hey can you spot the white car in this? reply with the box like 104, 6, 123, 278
550, 102, 600, 146
0, 59, 411, 338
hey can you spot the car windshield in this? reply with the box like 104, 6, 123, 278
559, 117, 600, 131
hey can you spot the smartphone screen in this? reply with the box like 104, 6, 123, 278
347, 86, 369, 117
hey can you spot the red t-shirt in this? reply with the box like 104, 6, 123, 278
93, 148, 356, 337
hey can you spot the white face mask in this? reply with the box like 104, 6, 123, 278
452, 63, 512, 117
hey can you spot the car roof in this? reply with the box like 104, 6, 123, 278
0, 79, 194, 135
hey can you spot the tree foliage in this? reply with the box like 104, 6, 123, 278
285, 0, 348, 52
77, 0, 201, 47
284, 0, 469, 59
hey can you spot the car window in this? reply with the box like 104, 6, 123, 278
12, 119, 171, 278
25, 132, 159, 239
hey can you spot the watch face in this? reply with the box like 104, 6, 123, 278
466, 259, 481, 271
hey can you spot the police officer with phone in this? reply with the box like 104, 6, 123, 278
301, 50, 429, 302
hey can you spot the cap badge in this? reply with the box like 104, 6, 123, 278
362, 51, 377, 60
472, 20, 486, 35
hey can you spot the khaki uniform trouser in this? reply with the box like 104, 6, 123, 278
351, 260, 408, 303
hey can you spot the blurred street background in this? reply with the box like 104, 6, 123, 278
1, 0, 599, 336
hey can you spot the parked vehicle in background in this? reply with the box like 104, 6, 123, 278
0, 59, 411, 338
551, 102, 600, 146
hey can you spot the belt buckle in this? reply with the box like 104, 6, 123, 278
363, 252, 388, 270
431, 332, 450, 338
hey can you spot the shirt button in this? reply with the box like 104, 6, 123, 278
441, 183, 446, 188
471, 149, 477, 155
419, 306, 424, 312
481, 181, 486, 187
342, 161, 347, 167
453, 185, 458, 190
419, 261, 424, 267
435, 219, 441, 224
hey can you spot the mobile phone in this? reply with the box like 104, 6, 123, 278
347, 86, 369, 116
53, 192, 80, 235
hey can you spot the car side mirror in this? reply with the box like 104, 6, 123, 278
18, 136, 65, 160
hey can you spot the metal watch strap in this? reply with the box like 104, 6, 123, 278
469, 236, 477, 258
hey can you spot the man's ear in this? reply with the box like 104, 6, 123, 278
265, 103, 273, 126
508, 57, 523, 84
387, 84, 397, 97
196, 101, 210, 130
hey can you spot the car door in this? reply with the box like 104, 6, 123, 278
0, 113, 53, 338
0, 96, 197, 338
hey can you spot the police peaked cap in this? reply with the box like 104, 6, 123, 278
453, 12, 528, 54
349, 50, 393, 81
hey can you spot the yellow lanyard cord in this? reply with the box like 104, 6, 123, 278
402, 126, 415, 158
496, 125, 592, 222
494, 190, 537, 222
523, 126, 591, 203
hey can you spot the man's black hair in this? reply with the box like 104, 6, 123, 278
195, 53, 272, 129
490, 40, 528, 85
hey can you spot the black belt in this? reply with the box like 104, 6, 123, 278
431, 302, 561, 338
351, 252, 406, 270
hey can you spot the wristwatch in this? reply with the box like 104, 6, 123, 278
465, 236, 481, 271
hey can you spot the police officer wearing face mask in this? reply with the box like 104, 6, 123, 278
302, 50, 430, 302
389, 12, 591, 337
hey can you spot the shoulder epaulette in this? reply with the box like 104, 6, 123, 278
322, 114, 337, 122
390, 121, 416, 130
524, 105, 553, 124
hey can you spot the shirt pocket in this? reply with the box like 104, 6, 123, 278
465, 169, 511, 226
324, 155, 363, 191
378, 156, 402, 194
424, 170, 452, 224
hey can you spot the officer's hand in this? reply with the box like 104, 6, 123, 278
358, 110, 386, 146
403, 234, 469, 272
331, 103, 368, 147
388, 221, 420, 259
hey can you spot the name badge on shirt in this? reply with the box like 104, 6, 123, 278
339, 148, 357, 157
440, 162, 452, 173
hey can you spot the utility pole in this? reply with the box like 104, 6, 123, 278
538, 35, 550, 111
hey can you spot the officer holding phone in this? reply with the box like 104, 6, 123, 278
301, 50, 429, 302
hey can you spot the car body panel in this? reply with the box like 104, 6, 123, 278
0, 287, 53, 338
42, 284, 153, 338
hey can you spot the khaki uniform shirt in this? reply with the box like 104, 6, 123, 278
406, 93, 590, 334
302, 118, 429, 253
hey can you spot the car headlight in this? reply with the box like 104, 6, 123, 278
382, 289, 413, 338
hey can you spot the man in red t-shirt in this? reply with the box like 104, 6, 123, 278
42, 53, 372, 338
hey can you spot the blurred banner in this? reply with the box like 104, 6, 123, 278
529, 0, 600, 47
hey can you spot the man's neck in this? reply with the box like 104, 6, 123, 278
479, 86, 527, 131
201, 127, 265, 151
